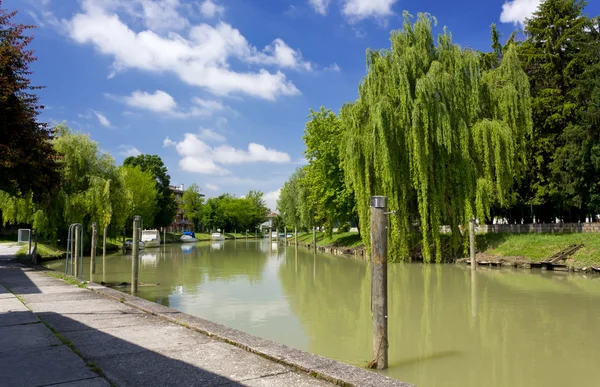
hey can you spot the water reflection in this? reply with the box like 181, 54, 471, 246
44, 242, 600, 387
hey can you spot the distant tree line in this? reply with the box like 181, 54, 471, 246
278, 0, 600, 262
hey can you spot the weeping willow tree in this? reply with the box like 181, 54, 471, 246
340, 13, 531, 262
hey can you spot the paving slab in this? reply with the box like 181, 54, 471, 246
21, 290, 107, 304
27, 298, 143, 314
0, 345, 99, 387
63, 324, 213, 358
44, 377, 112, 387
37, 310, 161, 333
0, 284, 13, 299
0, 322, 61, 353
8, 285, 87, 295
0, 309, 40, 327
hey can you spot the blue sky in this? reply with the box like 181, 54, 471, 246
6, 0, 600, 210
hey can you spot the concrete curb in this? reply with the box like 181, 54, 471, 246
81, 281, 413, 387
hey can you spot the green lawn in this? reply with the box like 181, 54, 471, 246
476, 232, 600, 266
294, 231, 364, 248
15, 243, 64, 261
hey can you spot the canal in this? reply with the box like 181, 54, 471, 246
44, 240, 600, 387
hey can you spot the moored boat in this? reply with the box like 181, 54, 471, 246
141, 229, 161, 248
124, 239, 145, 250
180, 231, 198, 243
210, 232, 225, 241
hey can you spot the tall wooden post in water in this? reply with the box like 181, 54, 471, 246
312, 227, 316, 251
90, 222, 97, 276
131, 216, 141, 294
295, 227, 297, 245
370, 196, 388, 370
469, 218, 477, 270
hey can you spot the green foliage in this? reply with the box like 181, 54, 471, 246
201, 191, 268, 232
182, 183, 204, 231
118, 165, 158, 229
302, 107, 357, 237
339, 13, 531, 262
123, 154, 177, 228
514, 0, 598, 222
277, 168, 308, 229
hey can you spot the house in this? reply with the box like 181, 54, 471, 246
167, 184, 204, 232
260, 212, 278, 231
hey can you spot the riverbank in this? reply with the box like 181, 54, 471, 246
289, 231, 600, 270
0, 253, 412, 387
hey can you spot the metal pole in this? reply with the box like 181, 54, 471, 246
370, 196, 388, 370
131, 216, 140, 294
91, 222, 97, 276
74, 228, 79, 278
470, 218, 477, 270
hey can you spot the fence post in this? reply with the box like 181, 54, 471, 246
90, 222, 97, 276
131, 216, 140, 294
470, 218, 477, 270
370, 196, 388, 370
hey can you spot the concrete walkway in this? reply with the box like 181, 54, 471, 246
0, 244, 412, 387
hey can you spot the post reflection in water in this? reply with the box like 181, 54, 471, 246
43, 242, 600, 387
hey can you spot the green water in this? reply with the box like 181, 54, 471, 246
45, 240, 600, 387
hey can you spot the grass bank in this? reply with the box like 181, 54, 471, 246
292, 230, 600, 267
15, 243, 64, 261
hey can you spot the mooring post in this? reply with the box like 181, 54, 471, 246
131, 215, 140, 294
90, 222, 97, 276
469, 218, 477, 270
276, 228, 279, 243
102, 225, 107, 261
163, 227, 166, 245
312, 227, 316, 251
269, 228, 272, 243
122, 227, 126, 251
370, 195, 388, 370
284, 226, 287, 245
31, 229, 38, 265
295, 226, 298, 245
235, 229, 237, 240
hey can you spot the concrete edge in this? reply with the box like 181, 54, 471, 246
18, 263, 413, 387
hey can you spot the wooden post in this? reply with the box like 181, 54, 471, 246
269, 228, 272, 243
102, 226, 107, 262
470, 218, 477, 270
131, 216, 140, 294
90, 222, 97, 276
370, 196, 388, 370
295, 226, 298, 245
234, 229, 236, 240
163, 227, 166, 245
284, 226, 287, 245
32, 229, 38, 265
312, 227, 316, 251
122, 227, 126, 252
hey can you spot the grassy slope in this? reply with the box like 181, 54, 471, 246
295, 231, 364, 248
477, 233, 600, 266
16, 243, 64, 260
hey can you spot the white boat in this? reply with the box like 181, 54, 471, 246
210, 232, 225, 241
180, 232, 197, 243
141, 229, 161, 248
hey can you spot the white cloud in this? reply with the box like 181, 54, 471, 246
326, 63, 340, 72
118, 145, 142, 157
342, 0, 397, 21
107, 89, 226, 118
64, 0, 306, 100
264, 188, 281, 212
164, 133, 291, 175
198, 128, 226, 143
500, 0, 542, 25
199, 0, 224, 18
92, 110, 111, 127
251, 39, 313, 71
309, 0, 331, 16
205, 183, 219, 191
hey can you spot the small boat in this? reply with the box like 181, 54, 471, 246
141, 229, 161, 248
180, 231, 197, 243
124, 239, 145, 250
210, 232, 225, 241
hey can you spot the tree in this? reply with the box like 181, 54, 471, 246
182, 184, 204, 231
123, 154, 177, 228
0, 2, 60, 199
340, 13, 531, 262
517, 0, 593, 222
303, 107, 356, 237
118, 165, 158, 230
277, 168, 305, 230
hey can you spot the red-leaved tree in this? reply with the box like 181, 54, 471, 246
0, 0, 60, 200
